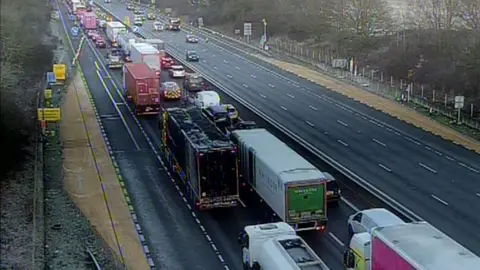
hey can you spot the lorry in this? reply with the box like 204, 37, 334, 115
72, 1, 86, 15
160, 107, 241, 210
105, 21, 126, 47
117, 31, 139, 58
168, 17, 181, 31
81, 12, 96, 29
122, 63, 161, 115
130, 43, 161, 77
231, 128, 328, 231
143, 38, 165, 51
343, 221, 480, 270
239, 222, 330, 270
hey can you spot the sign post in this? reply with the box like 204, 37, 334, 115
454, 96, 464, 124
243, 22, 252, 43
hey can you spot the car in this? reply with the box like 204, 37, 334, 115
168, 65, 185, 78
95, 37, 106, 48
91, 33, 100, 41
147, 13, 155, 20
160, 82, 182, 100
323, 172, 340, 206
86, 30, 97, 38
185, 34, 198, 43
127, 4, 134, 10
347, 208, 405, 238
160, 56, 174, 69
134, 19, 142, 26
186, 50, 199, 62
183, 73, 205, 91
203, 105, 229, 123
134, 9, 142, 14
140, 15, 146, 21
153, 21, 163, 31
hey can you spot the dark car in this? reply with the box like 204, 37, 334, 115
185, 34, 199, 43
127, 4, 134, 10
134, 9, 142, 14
324, 172, 341, 206
95, 37, 106, 48
183, 73, 205, 91
186, 50, 199, 62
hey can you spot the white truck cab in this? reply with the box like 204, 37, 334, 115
239, 222, 329, 270
343, 232, 371, 270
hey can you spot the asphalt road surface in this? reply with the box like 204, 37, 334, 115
99, 1, 480, 256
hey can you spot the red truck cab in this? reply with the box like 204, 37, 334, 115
123, 63, 161, 115
160, 56, 174, 69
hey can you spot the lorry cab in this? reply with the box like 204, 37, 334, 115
347, 208, 404, 238
343, 232, 371, 270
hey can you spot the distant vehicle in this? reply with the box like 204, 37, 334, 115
160, 81, 182, 100
98, 19, 107, 29
105, 21, 126, 47
189, 90, 220, 109
81, 12, 97, 30
105, 49, 124, 69
185, 34, 198, 43
160, 56, 174, 69
147, 13, 155, 20
167, 17, 181, 30
140, 14, 146, 21
134, 18, 142, 26
126, 4, 134, 10
239, 222, 329, 270
203, 105, 229, 123
322, 172, 340, 206
130, 43, 161, 76
347, 208, 405, 238
134, 8, 142, 14
95, 37, 106, 48
344, 221, 480, 270
183, 73, 205, 91
91, 33, 100, 41
168, 65, 185, 78
153, 21, 163, 31
186, 50, 199, 62
123, 63, 161, 115
86, 30, 97, 38
104, 0, 111, 3
86, 5, 93, 12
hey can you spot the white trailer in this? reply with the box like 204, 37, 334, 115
105, 21, 126, 47
239, 222, 329, 270
130, 43, 161, 75
117, 32, 139, 56
231, 129, 328, 231
143, 38, 165, 51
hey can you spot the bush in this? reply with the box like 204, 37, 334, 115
0, 0, 55, 177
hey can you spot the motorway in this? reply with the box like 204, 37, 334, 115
99, 1, 480, 256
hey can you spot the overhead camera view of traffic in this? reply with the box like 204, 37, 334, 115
1, 0, 479, 269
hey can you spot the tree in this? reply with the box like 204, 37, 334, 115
458, 0, 480, 31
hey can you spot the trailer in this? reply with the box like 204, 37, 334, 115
117, 31, 139, 56
231, 129, 328, 231
344, 221, 480, 270
239, 222, 330, 270
81, 12, 96, 29
143, 38, 165, 51
161, 107, 241, 210
105, 21, 126, 47
130, 43, 161, 76
122, 63, 161, 115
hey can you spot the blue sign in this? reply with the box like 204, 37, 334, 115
71, 27, 79, 36
69, 15, 75, 21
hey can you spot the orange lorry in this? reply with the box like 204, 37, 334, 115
123, 63, 161, 115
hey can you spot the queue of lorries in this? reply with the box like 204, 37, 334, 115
68, 1, 480, 269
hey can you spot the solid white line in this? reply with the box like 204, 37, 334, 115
458, 163, 480, 173
372, 138, 386, 147
404, 136, 421, 145
328, 232, 345, 247
280, 106, 288, 111
378, 164, 392, 172
305, 121, 315, 127
242, 83, 248, 88
337, 140, 349, 147
431, 195, 449, 206
287, 94, 295, 99
309, 105, 318, 111
341, 197, 360, 212
337, 120, 349, 127
259, 93, 266, 99
419, 163, 437, 174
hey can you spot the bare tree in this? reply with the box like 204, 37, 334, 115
458, 0, 480, 30
343, 0, 392, 36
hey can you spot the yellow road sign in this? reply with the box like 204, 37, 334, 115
45, 89, 53, 99
38, 108, 61, 121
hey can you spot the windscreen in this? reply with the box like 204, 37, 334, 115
189, 76, 203, 84
198, 149, 238, 199
165, 83, 179, 92
287, 184, 325, 221
144, 54, 160, 71
173, 66, 184, 71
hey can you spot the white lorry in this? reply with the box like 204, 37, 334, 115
117, 31, 139, 56
231, 128, 328, 231
130, 43, 161, 76
105, 21, 126, 47
143, 38, 165, 51
239, 222, 329, 270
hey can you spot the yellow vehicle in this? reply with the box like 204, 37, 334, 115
53, 64, 66, 83
161, 82, 181, 100
147, 13, 155, 20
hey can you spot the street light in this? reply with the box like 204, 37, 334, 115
262, 18, 267, 42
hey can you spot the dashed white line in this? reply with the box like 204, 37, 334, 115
235, 66, 240, 70
242, 83, 249, 88
425, 146, 432, 151
294, 84, 299, 88
250, 74, 256, 78
305, 121, 315, 127
226, 74, 232, 78
259, 93, 266, 99
458, 163, 480, 173
419, 163, 437, 174
212, 54, 216, 57
268, 84, 275, 88
386, 128, 393, 132
404, 136, 421, 145
223, 59, 228, 63
337, 120, 349, 127
287, 94, 295, 99
368, 119, 384, 128
280, 106, 288, 111
476, 193, 480, 198
431, 195, 449, 206
309, 105, 318, 111
345, 109, 353, 113
378, 164, 392, 172
328, 232, 345, 247
337, 140, 349, 147
202, 59, 207, 63
394, 132, 401, 136
372, 138, 386, 147
445, 156, 454, 161
434, 151, 442, 156
213, 66, 218, 70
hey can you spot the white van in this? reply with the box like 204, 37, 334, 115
191, 91, 220, 109
347, 208, 404, 237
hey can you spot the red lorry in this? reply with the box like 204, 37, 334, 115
81, 12, 97, 30
123, 63, 161, 115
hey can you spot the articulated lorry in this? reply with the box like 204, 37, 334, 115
231, 128, 328, 231
81, 12, 96, 29
130, 43, 161, 76
105, 21, 126, 47
122, 63, 161, 115
117, 31, 139, 59
143, 38, 165, 51
344, 221, 480, 270
239, 222, 329, 270
168, 17, 181, 31
161, 107, 241, 209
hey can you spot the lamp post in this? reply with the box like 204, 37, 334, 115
262, 18, 267, 50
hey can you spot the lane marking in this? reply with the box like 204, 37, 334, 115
434, 150, 442, 156
372, 138, 386, 147
242, 83, 248, 88
337, 140, 349, 147
431, 195, 449, 206
223, 59, 228, 63
341, 197, 360, 212
419, 163, 437, 174
378, 164, 392, 172
305, 121, 315, 127
425, 146, 432, 151
202, 59, 207, 63
212, 54, 216, 57
445, 156, 454, 161
458, 162, 480, 173
286, 94, 295, 99
250, 74, 256, 78
226, 74, 232, 78
404, 136, 421, 145
337, 120, 348, 127
309, 105, 318, 111
280, 106, 288, 111
368, 119, 384, 128
268, 83, 275, 88
259, 93, 266, 99
213, 66, 218, 70
328, 232, 344, 247
235, 66, 240, 70
476, 193, 480, 198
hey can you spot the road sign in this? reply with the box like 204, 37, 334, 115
71, 26, 79, 36
45, 89, 53, 99
454, 96, 464, 109
38, 108, 61, 122
243, 22, 252, 36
